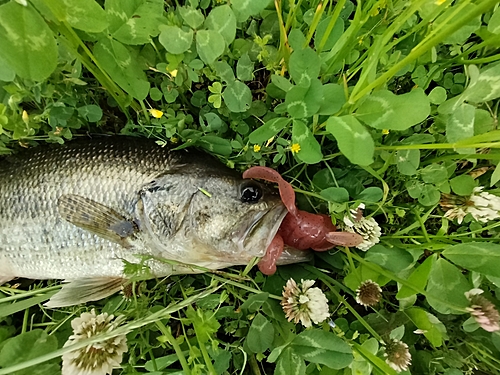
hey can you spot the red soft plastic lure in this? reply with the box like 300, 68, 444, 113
243, 166, 363, 275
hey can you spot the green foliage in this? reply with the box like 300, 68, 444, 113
355, 89, 430, 131
1, 0, 500, 373
0, 330, 59, 374
196, 30, 225, 64
246, 313, 274, 353
0, 3, 57, 81
426, 258, 470, 314
222, 81, 252, 112
443, 242, 500, 278
326, 115, 374, 166
159, 26, 193, 54
290, 330, 353, 369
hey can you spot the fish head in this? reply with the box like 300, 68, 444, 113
138, 164, 288, 266
186, 176, 288, 262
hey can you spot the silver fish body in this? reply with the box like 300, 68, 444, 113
0, 137, 301, 305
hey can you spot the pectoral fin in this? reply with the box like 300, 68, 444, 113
58, 194, 137, 247
44, 277, 125, 308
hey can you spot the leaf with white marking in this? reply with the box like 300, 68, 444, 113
249, 118, 291, 144
159, 26, 193, 55
285, 79, 323, 118
443, 242, 500, 278
45, 0, 108, 33
105, 0, 164, 45
179, 6, 204, 29
356, 88, 430, 130
196, 30, 225, 64
292, 120, 323, 164
246, 313, 274, 353
205, 5, 237, 45
426, 258, 470, 314
326, 115, 374, 166
213, 61, 235, 83
397, 149, 420, 176
289, 47, 320, 87
222, 81, 252, 112
291, 330, 353, 369
237, 53, 254, 81
0, 2, 57, 82
445, 102, 475, 154
275, 347, 306, 375
94, 38, 150, 99
231, 0, 270, 22
462, 63, 500, 103
488, 6, 500, 34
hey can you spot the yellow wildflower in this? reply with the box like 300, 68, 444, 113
22, 110, 29, 125
382, 129, 390, 135
149, 109, 163, 118
290, 143, 301, 154
435, 0, 446, 4
170, 69, 178, 78
253, 144, 261, 152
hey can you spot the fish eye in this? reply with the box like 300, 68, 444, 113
240, 181, 263, 203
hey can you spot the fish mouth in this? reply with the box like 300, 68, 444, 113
237, 203, 288, 258
276, 246, 313, 265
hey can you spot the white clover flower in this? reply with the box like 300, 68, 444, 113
468, 187, 500, 222
281, 279, 329, 327
355, 280, 382, 307
441, 187, 500, 224
62, 309, 128, 375
384, 339, 412, 373
342, 207, 381, 251
465, 288, 500, 333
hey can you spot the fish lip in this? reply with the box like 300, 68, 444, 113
276, 246, 313, 265
238, 203, 288, 257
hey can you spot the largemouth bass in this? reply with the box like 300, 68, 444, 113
0, 137, 308, 306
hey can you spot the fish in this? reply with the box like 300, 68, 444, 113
0, 137, 313, 307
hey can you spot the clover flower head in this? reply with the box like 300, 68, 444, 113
384, 339, 412, 373
441, 187, 500, 224
281, 279, 329, 327
62, 309, 128, 375
355, 279, 382, 307
343, 204, 381, 251
465, 288, 500, 332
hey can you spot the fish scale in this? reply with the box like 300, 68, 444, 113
0, 138, 171, 280
0, 137, 295, 306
